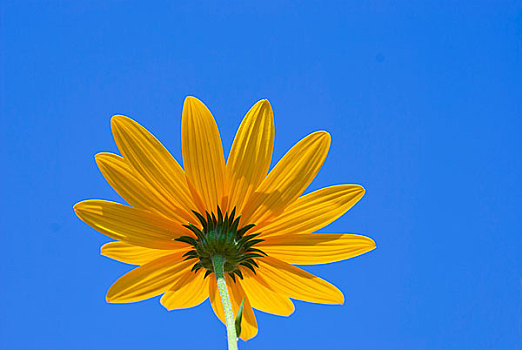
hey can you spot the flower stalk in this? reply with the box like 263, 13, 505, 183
212, 255, 239, 350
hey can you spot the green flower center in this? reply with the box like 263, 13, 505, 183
175, 207, 267, 281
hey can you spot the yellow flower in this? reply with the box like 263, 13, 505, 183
74, 97, 375, 341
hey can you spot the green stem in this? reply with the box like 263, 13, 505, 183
212, 255, 238, 350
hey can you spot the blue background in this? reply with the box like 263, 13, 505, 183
1, 1, 520, 349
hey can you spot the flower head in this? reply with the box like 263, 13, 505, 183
74, 97, 375, 340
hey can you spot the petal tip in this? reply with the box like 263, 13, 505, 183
312, 130, 331, 145
184, 95, 204, 107
110, 115, 133, 135
356, 185, 366, 196
99, 244, 109, 256
110, 114, 129, 126
94, 152, 113, 164
73, 200, 96, 213
159, 296, 172, 311
182, 96, 213, 121
257, 98, 272, 109
337, 291, 345, 305
106, 286, 121, 303
281, 305, 296, 317
73, 201, 84, 214
319, 130, 331, 139
240, 330, 258, 341
105, 292, 113, 303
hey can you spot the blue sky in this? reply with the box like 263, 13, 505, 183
1, 1, 520, 349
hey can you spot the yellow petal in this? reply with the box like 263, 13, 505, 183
160, 269, 208, 310
101, 241, 181, 265
240, 269, 294, 316
259, 233, 376, 265
111, 115, 196, 221
182, 97, 226, 212
257, 185, 365, 237
241, 131, 330, 224
208, 275, 258, 341
226, 100, 274, 213
257, 256, 344, 304
74, 200, 189, 249
208, 275, 225, 322
106, 253, 192, 303
95, 153, 189, 224
227, 276, 258, 341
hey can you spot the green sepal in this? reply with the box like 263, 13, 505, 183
243, 252, 265, 259
182, 224, 205, 241
192, 211, 208, 231
229, 207, 236, 222
191, 262, 202, 273
246, 258, 259, 268
235, 298, 245, 338
241, 239, 264, 250
174, 207, 267, 278
217, 206, 224, 226
183, 255, 198, 262
182, 250, 198, 259
236, 224, 256, 238
175, 235, 198, 247
240, 232, 262, 241
230, 217, 240, 235
240, 261, 257, 274
206, 212, 214, 229
248, 248, 268, 256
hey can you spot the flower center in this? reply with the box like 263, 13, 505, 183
175, 207, 267, 281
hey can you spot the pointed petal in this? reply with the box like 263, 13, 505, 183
111, 115, 196, 220
95, 153, 189, 224
259, 234, 376, 265
208, 275, 225, 323
208, 275, 258, 341
240, 269, 294, 316
160, 269, 208, 310
74, 200, 189, 249
257, 256, 344, 304
242, 131, 330, 224
227, 276, 258, 341
182, 97, 226, 212
226, 100, 274, 212
101, 241, 182, 265
106, 253, 192, 303
258, 185, 365, 237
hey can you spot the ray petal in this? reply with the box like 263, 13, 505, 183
95, 152, 189, 224
208, 275, 258, 341
208, 275, 226, 323
227, 275, 258, 341
110, 115, 196, 220
257, 256, 344, 304
182, 97, 226, 212
240, 269, 294, 316
259, 233, 375, 265
226, 100, 275, 212
100, 241, 183, 265
242, 131, 330, 224
74, 200, 190, 249
256, 184, 365, 236
160, 269, 208, 310
106, 253, 192, 303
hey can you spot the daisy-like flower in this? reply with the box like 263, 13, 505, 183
74, 97, 375, 344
